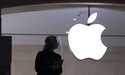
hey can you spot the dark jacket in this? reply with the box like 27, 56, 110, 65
35, 50, 63, 75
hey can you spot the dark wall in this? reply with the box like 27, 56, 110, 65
0, 36, 11, 75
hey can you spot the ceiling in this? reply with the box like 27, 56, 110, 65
2, 4, 125, 47
1, 0, 125, 8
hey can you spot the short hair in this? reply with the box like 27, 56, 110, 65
45, 35, 57, 44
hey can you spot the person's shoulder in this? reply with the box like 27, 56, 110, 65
37, 51, 42, 54
37, 51, 44, 55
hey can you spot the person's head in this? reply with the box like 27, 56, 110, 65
44, 35, 58, 51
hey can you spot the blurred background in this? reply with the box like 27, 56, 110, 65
2, 4, 125, 75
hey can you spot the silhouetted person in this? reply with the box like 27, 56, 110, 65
35, 35, 63, 75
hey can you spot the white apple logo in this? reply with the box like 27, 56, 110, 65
67, 12, 107, 60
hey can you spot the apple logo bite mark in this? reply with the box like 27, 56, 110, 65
67, 12, 107, 60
